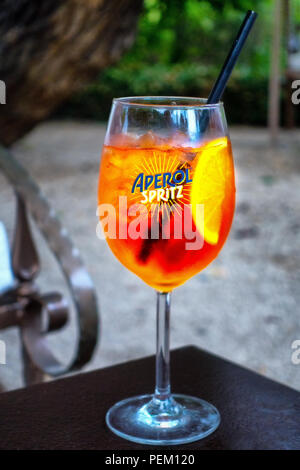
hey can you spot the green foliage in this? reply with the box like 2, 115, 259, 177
58, 0, 279, 125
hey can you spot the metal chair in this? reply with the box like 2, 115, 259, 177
0, 145, 99, 385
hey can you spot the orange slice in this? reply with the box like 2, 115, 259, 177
190, 137, 230, 245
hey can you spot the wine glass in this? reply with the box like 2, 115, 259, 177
98, 96, 235, 445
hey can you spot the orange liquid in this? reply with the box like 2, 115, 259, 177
98, 135, 235, 292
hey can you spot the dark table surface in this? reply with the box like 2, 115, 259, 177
0, 346, 299, 450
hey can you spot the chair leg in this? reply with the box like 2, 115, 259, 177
21, 337, 46, 385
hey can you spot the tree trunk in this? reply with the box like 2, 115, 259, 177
0, 0, 143, 146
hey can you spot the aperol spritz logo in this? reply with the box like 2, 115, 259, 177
130, 152, 192, 210
97, 153, 205, 249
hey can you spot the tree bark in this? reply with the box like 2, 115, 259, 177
0, 0, 143, 146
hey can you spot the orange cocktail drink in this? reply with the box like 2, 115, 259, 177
98, 132, 235, 292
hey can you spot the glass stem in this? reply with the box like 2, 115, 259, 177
155, 291, 171, 401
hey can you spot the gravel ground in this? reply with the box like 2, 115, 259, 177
0, 121, 299, 392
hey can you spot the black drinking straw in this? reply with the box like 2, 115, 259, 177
207, 10, 258, 104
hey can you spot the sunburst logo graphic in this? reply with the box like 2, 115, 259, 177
129, 149, 193, 221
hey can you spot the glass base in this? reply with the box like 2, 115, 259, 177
106, 394, 220, 445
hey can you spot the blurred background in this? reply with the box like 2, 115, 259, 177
56, 0, 299, 127
0, 0, 299, 392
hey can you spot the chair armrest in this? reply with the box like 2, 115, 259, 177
0, 145, 99, 378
